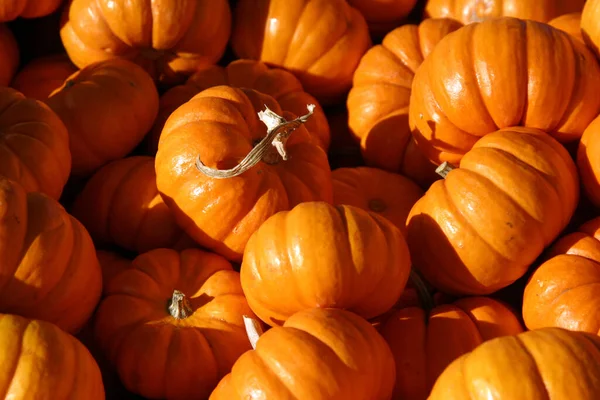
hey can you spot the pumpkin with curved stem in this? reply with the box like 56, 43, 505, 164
409, 17, 600, 165
0, 177, 102, 333
231, 0, 371, 105
94, 248, 256, 400
0, 87, 71, 200
578, 116, 600, 208
424, 0, 585, 25
347, 18, 462, 186
148, 59, 330, 154
0, 23, 18, 86
332, 166, 423, 236
210, 308, 396, 400
155, 85, 332, 262
523, 217, 600, 334
347, 0, 418, 37
71, 156, 194, 254
46, 58, 159, 177
241, 201, 411, 326
406, 127, 579, 295
582, 0, 600, 57
0, 0, 63, 21
548, 12, 583, 42
429, 327, 600, 399
0, 313, 105, 399
11, 54, 78, 101
59, 0, 231, 84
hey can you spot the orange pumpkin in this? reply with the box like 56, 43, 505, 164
348, 18, 462, 186
0, 313, 105, 399
94, 248, 256, 400
96, 250, 130, 296
548, 12, 583, 42
424, 0, 585, 24
210, 308, 396, 400
347, 0, 418, 37
231, 0, 371, 105
578, 113, 600, 208
46, 58, 159, 177
523, 217, 600, 334
406, 128, 579, 295
0, 0, 63, 21
71, 156, 194, 254
409, 17, 600, 165
0, 177, 102, 333
582, 0, 600, 57
11, 54, 78, 101
429, 327, 600, 399
0, 23, 18, 86
0, 87, 71, 200
241, 201, 411, 326
155, 85, 333, 262
148, 59, 330, 154
59, 0, 231, 84
332, 166, 423, 236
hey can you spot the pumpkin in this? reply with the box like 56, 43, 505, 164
0, 0, 63, 21
424, 0, 586, 25
582, 0, 600, 57
241, 201, 411, 326
96, 250, 130, 296
0, 23, 18, 86
94, 247, 255, 400
332, 166, 423, 236
210, 308, 396, 400
11, 54, 78, 101
347, 18, 462, 186
231, 0, 371, 105
548, 12, 583, 42
347, 0, 418, 37
406, 127, 579, 295
59, 0, 231, 84
155, 85, 333, 262
578, 113, 600, 208
429, 327, 600, 399
71, 156, 194, 254
46, 58, 159, 177
409, 17, 600, 165
523, 217, 600, 334
0, 176, 102, 333
0, 87, 71, 200
0, 313, 105, 399
148, 59, 330, 154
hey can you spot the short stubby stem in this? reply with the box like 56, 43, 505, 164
168, 290, 193, 319
243, 315, 264, 349
435, 161, 456, 179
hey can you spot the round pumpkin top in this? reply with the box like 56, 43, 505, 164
548, 12, 583, 42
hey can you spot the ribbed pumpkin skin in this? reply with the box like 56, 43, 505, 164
0, 313, 105, 400
46, 58, 159, 177
94, 248, 255, 400
0, 0, 63, 21
578, 115, 600, 207
347, 0, 418, 36
231, 0, 371, 105
59, 0, 231, 84
406, 128, 579, 295
0, 177, 102, 333
0, 87, 71, 200
409, 17, 600, 165
148, 59, 330, 154
0, 23, 18, 86
210, 308, 396, 400
582, 0, 600, 57
11, 54, 78, 101
241, 202, 411, 326
380, 297, 523, 400
523, 217, 600, 334
71, 156, 193, 254
425, 0, 585, 24
155, 86, 333, 262
348, 18, 461, 185
548, 12, 583, 42
96, 250, 130, 296
429, 328, 600, 399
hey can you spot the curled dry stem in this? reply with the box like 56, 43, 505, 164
243, 315, 265, 350
195, 104, 316, 179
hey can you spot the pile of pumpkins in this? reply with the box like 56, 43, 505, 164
3, 0, 600, 399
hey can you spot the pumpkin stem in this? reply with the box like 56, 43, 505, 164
409, 270, 435, 313
168, 290, 193, 319
195, 104, 315, 179
243, 315, 264, 349
435, 161, 456, 178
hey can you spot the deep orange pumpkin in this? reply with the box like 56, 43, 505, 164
96, 250, 130, 296
582, 0, 600, 57
347, 0, 418, 37
11, 54, 78, 101
548, 12, 583, 42
0, 0, 63, 21
0, 23, 18, 86
578, 115, 600, 207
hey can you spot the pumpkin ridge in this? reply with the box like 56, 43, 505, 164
0, 138, 34, 188
467, 25, 497, 131
279, 0, 311, 66
0, 318, 26, 399
546, 330, 600, 391
579, 333, 600, 359
252, 343, 301, 399
59, 325, 80, 398
513, 335, 552, 399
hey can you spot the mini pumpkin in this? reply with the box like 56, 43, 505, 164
582, 0, 600, 57
0, 23, 18, 86
94, 248, 256, 400
46, 58, 159, 177
429, 327, 600, 399
0, 177, 102, 333
11, 54, 78, 101
59, 0, 231, 84
409, 17, 600, 164
347, 0, 418, 37
231, 0, 371, 105
0, 0, 63, 21
406, 127, 579, 295
548, 12, 583, 42
210, 308, 396, 400
578, 115, 600, 207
